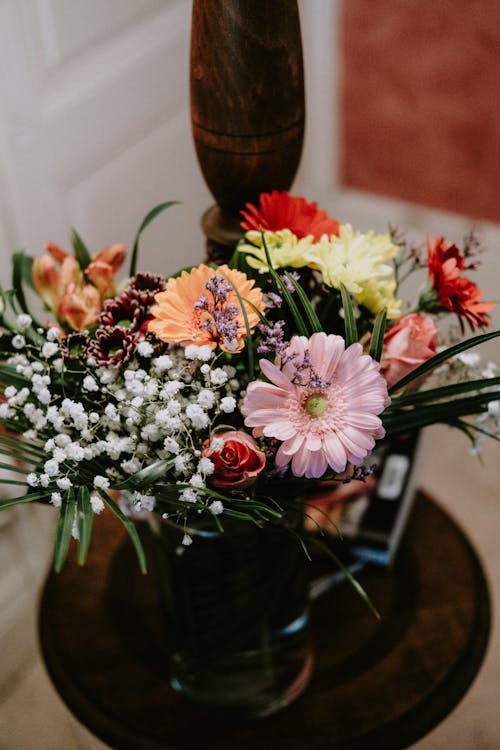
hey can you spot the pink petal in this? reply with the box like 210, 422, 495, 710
304, 450, 328, 478
259, 358, 294, 390
291, 442, 311, 477
323, 433, 348, 473
263, 421, 297, 440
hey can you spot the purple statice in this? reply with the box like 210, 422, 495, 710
280, 270, 300, 294
192, 274, 240, 350
204, 274, 232, 306
348, 464, 377, 483
257, 320, 287, 357
264, 292, 283, 309
289, 349, 328, 389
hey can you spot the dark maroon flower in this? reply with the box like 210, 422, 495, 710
99, 295, 142, 330
60, 333, 90, 360
127, 273, 165, 305
87, 327, 138, 367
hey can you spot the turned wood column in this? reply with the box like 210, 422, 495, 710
190, 0, 305, 262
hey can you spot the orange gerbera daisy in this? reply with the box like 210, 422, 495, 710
148, 264, 265, 353
240, 190, 340, 241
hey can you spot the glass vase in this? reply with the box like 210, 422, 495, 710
148, 513, 313, 717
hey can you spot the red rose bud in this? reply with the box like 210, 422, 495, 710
202, 431, 266, 491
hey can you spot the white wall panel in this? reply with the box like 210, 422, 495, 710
37, 0, 165, 67
65, 112, 211, 276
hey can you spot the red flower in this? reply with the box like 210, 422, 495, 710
426, 236, 495, 329
202, 431, 266, 491
240, 190, 340, 241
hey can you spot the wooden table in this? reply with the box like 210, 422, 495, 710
39, 491, 490, 750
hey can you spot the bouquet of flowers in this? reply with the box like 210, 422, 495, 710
0, 191, 498, 575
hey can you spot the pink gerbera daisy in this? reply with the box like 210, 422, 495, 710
241, 332, 389, 478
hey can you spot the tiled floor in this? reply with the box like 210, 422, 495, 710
0, 425, 499, 749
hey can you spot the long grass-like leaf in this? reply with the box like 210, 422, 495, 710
389, 329, 500, 394
54, 490, 76, 572
221, 271, 254, 377
101, 490, 147, 573
0, 447, 40, 465
0, 364, 30, 389
383, 389, 500, 433
261, 233, 308, 337
12, 251, 33, 315
369, 309, 387, 362
0, 491, 48, 510
391, 375, 500, 407
308, 535, 380, 619
340, 283, 358, 345
0, 460, 32, 475
283, 271, 323, 333
0, 434, 44, 458
455, 419, 500, 443
116, 458, 175, 490
130, 201, 179, 277
76, 486, 93, 565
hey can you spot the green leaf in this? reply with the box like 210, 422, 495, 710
54, 491, 76, 572
220, 270, 254, 376
0, 433, 44, 459
383, 389, 500, 433
71, 229, 92, 270
369, 309, 387, 362
260, 233, 308, 337
0, 491, 48, 510
0, 447, 39, 465
391, 375, 500, 407
116, 458, 175, 491
0, 364, 30, 389
389, 329, 500, 394
283, 271, 323, 333
101, 490, 147, 574
76, 486, 93, 565
340, 283, 358, 346
308, 535, 380, 619
130, 201, 180, 277
0, 460, 32, 475
12, 251, 32, 315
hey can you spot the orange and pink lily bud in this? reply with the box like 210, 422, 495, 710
31, 239, 127, 332
91, 243, 126, 272
57, 282, 101, 331
85, 260, 118, 298
32, 255, 60, 310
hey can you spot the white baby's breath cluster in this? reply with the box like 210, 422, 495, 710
2, 328, 241, 533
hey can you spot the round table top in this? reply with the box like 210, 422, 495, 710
39, 491, 490, 750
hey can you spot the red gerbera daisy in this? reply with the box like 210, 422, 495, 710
240, 190, 340, 241
426, 236, 495, 330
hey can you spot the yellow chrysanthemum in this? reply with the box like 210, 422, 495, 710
357, 279, 402, 319
304, 224, 401, 317
238, 229, 315, 273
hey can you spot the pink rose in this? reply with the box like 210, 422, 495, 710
381, 313, 438, 389
202, 431, 266, 491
